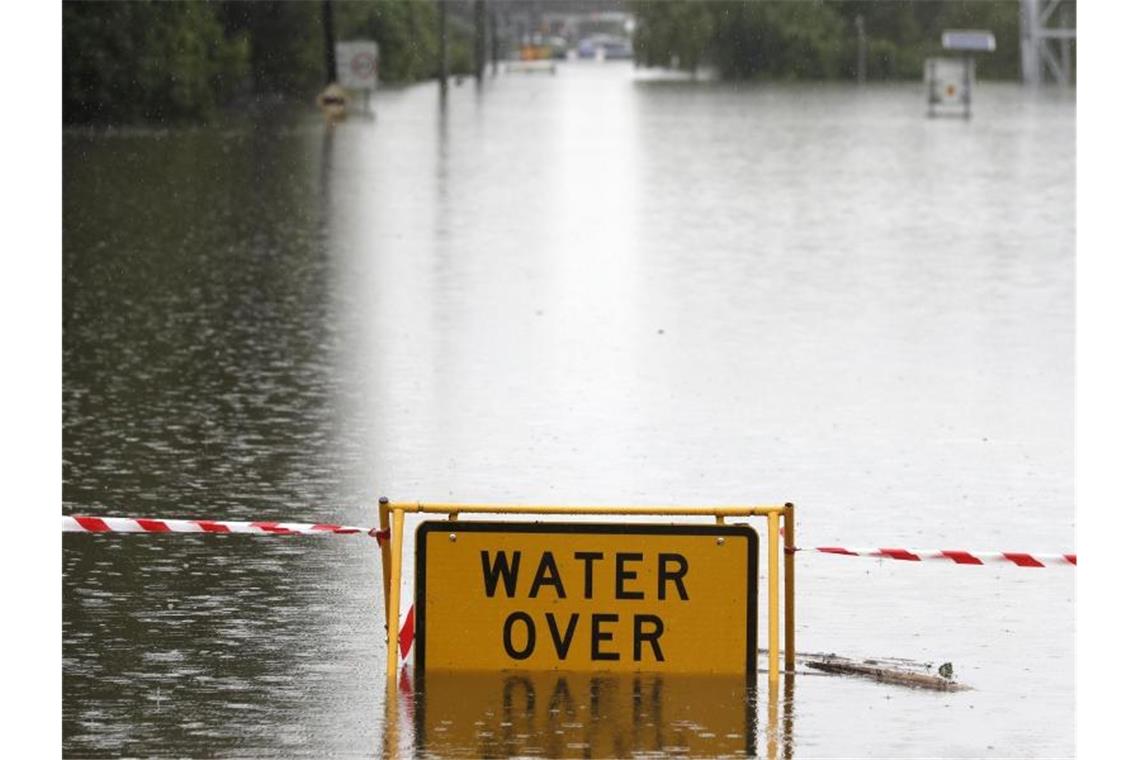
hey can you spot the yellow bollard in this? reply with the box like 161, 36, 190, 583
316, 82, 348, 122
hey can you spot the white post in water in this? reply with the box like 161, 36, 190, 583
1020, 0, 1041, 86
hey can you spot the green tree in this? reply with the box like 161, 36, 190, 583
64, 0, 247, 123
63, 0, 467, 125
338, 0, 439, 82
631, 0, 1041, 82
216, 1, 325, 96
709, 1, 847, 80
339, 0, 475, 82
632, 0, 715, 75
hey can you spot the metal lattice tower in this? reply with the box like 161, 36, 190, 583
1020, 0, 1077, 85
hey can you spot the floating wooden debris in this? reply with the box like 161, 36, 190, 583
760, 650, 971, 691
804, 653, 969, 691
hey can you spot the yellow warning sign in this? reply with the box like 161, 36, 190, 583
414, 522, 757, 675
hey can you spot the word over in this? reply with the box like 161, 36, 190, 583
482, 550, 689, 663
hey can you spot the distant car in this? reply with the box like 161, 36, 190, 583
576, 34, 633, 61
517, 34, 568, 62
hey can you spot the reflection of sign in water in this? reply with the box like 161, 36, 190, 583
415, 522, 757, 675
335, 40, 379, 90
418, 671, 755, 757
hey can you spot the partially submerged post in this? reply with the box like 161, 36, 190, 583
474, 0, 487, 85
925, 30, 996, 119
490, 9, 499, 76
321, 0, 336, 85
438, 0, 449, 93
316, 0, 346, 123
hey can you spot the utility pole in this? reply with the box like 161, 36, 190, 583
855, 14, 867, 84
322, 0, 336, 84
438, 0, 449, 92
1059, 5, 1072, 86
491, 8, 500, 76
474, 0, 487, 84
1019, 0, 1041, 86
1020, 0, 1077, 86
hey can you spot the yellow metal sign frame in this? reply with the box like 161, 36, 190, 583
378, 500, 795, 684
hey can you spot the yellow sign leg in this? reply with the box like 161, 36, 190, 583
386, 508, 405, 681
783, 503, 795, 673
767, 679, 779, 760
379, 499, 391, 626
767, 511, 780, 684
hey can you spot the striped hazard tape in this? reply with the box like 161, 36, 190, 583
62, 515, 389, 538
62, 516, 1075, 566
802, 546, 1075, 567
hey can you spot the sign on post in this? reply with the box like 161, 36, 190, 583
941, 30, 996, 53
925, 29, 993, 119
415, 522, 758, 676
335, 40, 379, 91
925, 57, 975, 118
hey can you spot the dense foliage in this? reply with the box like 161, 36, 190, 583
631, 0, 1041, 81
64, 0, 473, 124
63, 0, 1071, 123
63, 1, 246, 123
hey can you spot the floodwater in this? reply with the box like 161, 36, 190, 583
63, 63, 1074, 757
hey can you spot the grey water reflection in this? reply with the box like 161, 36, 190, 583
63, 113, 387, 757
399, 670, 794, 759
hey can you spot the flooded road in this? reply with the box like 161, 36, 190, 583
63, 63, 1074, 757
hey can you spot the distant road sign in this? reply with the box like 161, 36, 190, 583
941, 30, 996, 52
415, 522, 757, 675
336, 40, 379, 90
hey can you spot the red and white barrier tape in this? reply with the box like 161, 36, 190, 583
63, 516, 1075, 566
62, 515, 389, 539
803, 546, 1075, 567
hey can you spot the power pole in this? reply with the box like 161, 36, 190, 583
1058, 5, 1073, 86
438, 0, 449, 92
1019, 0, 1041, 85
855, 14, 867, 84
322, 0, 336, 84
474, 0, 487, 84
1020, 0, 1077, 86
491, 8, 500, 76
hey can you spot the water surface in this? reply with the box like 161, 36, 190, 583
64, 63, 1074, 757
